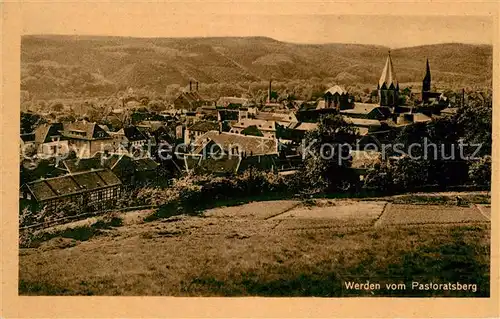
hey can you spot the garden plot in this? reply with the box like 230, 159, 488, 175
475, 204, 491, 220
203, 200, 300, 219
270, 200, 386, 229
377, 204, 489, 226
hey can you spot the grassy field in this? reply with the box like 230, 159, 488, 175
19, 199, 490, 297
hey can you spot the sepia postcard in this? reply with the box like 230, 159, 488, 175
1, 0, 499, 318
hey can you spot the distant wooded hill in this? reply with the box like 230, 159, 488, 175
21, 35, 492, 99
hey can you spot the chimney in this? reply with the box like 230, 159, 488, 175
189, 81, 192, 92
196, 81, 199, 91
267, 79, 272, 104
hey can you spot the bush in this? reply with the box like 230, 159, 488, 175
468, 156, 491, 187
363, 163, 394, 193
141, 171, 297, 220
391, 157, 430, 191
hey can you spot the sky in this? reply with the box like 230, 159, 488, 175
19, 2, 495, 48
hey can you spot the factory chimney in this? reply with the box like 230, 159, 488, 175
267, 79, 272, 104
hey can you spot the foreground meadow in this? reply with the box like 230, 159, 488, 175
19, 200, 490, 297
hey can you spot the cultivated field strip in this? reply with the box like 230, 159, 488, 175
475, 204, 491, 220
203, 200, 301, 219
376, 204, 490, 226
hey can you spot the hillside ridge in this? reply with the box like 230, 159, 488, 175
21, 35, 492, 98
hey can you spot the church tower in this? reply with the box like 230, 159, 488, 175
422, 58, 431, 102
378, 51, 399, 107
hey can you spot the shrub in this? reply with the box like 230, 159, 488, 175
363, 163, 394, 193
468, 156, 491, 187
391, 157, 430, 191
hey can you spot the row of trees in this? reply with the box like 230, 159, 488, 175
299, 95, 492, 193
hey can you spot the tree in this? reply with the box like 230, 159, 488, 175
468, 156, 491, 187
391, 156, 430, 191
455, 98, 492, 157
300, 114, 357, 192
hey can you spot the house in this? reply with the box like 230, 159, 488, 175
387, 112, 432, 127
122, 126, 150, 147
64, 153, 159, 187
60, 121, 113, 158
230, 118, 277, 138
254, 111, 298, 126
340, 103, 391, 120
173, 89, 209, 111
20, 169, 122, 212
137, 121, 176, 146
184, 121, 220, 144
287, 122, 318, 132
295, 108, 337, 123
216, 97, 252, 109
108, 126, 151, 156
344, 117, 383, 136
217, 109, 240, 123
20, 158, 69, 185
33, 123, 69, 157
191, 131, 278, 158
182, 132, 280, 175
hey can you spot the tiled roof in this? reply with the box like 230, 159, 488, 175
65, 154, 158, 174
188, 121, 219, 132
232, 118, 276, 131
134, 158, 159, 171
194, 131, 278, 156
138, 121, 166, 132
218, 109, 239, 121
241, 125, 264, 137
123, 126, 148, 141
61, 121, 111, 140
196, 156, 242, 175
21, 133, 35, 143
255, 111, 296, 122
63, 158, 102, 173
340, 103, 380, 115
344, 117, 382, 127
325, 85, 347, 95
24, 169, 122, 202
216, 97, 251, 107
177, 91, 206, 104
34, 123, 64, 144
293, 122, 318, 131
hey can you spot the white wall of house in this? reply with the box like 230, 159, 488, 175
38, 140, 69, 157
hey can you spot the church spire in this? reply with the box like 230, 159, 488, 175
422, 58, 431, 92
378, 51, 398, 89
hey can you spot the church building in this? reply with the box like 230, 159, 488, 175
421, 59, 444, 104
378, 52, 399, 107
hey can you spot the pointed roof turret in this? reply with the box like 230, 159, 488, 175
325, 85, 347, 95
422, 58, 431, 92
378, 51, 398, 89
